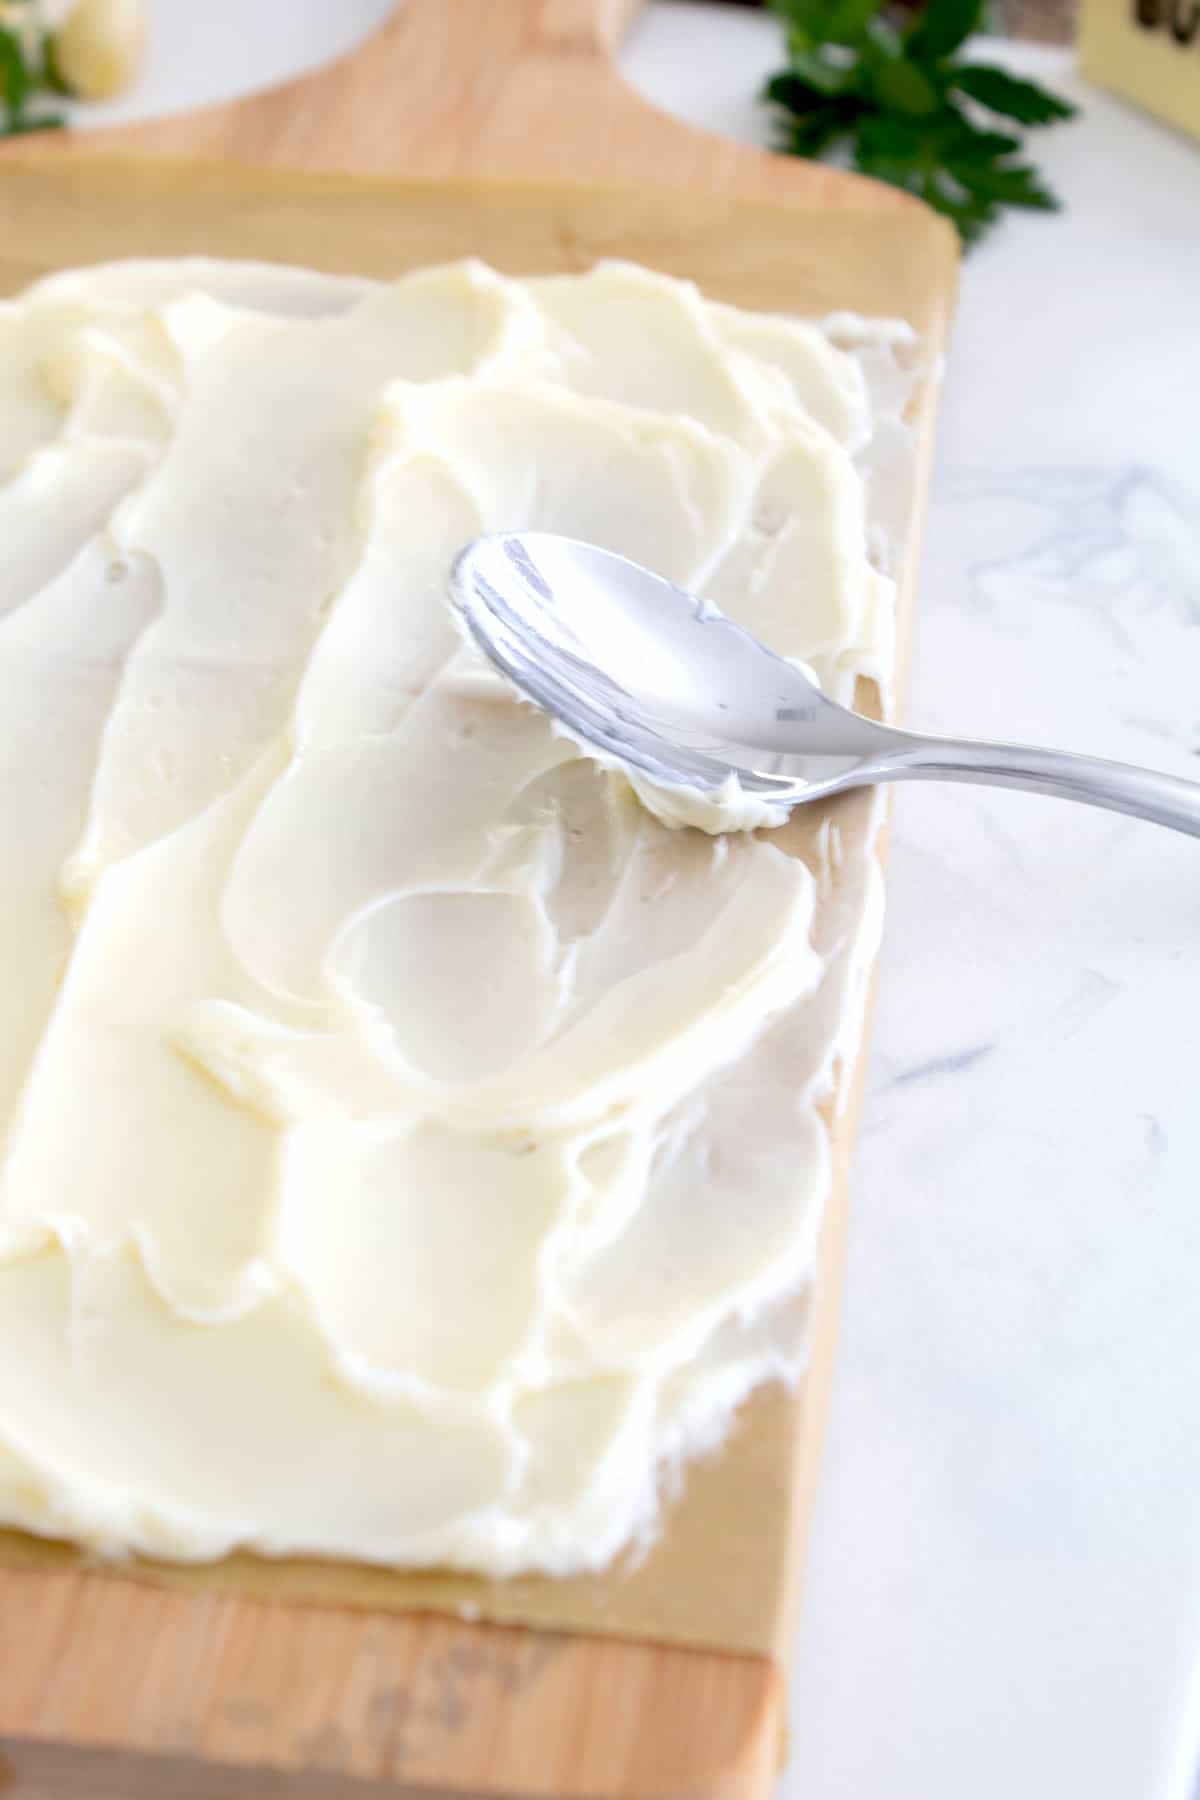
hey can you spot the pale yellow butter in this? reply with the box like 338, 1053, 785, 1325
0, 258, 911, 1574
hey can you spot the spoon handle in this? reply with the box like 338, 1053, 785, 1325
879, 735, 1200, 839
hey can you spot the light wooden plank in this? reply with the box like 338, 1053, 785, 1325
0, 6, 956, 1794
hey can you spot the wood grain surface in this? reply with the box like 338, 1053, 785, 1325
0, 5, 957, 1796
37, 0, 954, 201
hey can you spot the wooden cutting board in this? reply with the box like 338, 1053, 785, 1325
0, 5, 957, 1796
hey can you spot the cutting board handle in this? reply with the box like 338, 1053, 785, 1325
392, 0, 648, 56
338, 0, 652, 176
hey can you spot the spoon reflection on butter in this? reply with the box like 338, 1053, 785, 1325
452, 532, 1200, 839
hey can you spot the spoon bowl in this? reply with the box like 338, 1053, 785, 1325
451, 532, 1200, 839
451, 533, 890, 809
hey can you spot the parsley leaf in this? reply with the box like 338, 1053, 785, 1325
907, 0, 982, 60
0, 6, 64, 140
764, 0, 1077, 248
0, 27, 32, 118
951, 63, 1077, 123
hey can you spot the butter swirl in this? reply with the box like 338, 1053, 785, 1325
0, 259, 911, 1574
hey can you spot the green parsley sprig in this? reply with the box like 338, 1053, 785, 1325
764, 0, 1077, 247
0, 2, 65, 139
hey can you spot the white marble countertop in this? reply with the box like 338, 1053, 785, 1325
71, 5, 1200, 1798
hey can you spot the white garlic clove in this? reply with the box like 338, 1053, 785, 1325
52, 0, 147, 102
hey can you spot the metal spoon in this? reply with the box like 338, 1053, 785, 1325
451, 532, 1200, 838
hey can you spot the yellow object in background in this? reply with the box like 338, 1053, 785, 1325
1080, 0, 1200, 141
52, 0, 146, 101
